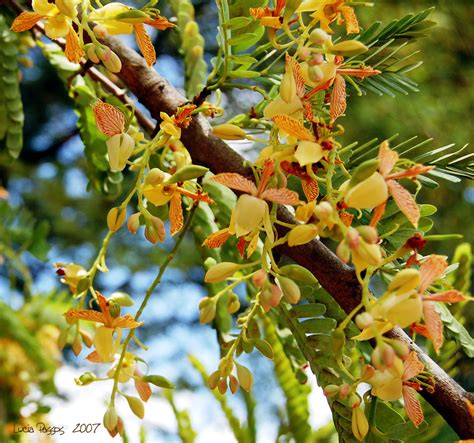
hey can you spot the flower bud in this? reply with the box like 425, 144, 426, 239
314, 201, 333, 222
330, 40, 368, 56
277, 276, 301, 304
260, 284, 282, 312
213, 124, 247, 140
227, 293, 240, 314
356, 226, 378, 244
125, 395, 145, 419
361, 364, 376, 381
85, 44, 100, 63
229, 374, 239, 394
144, 216, 165, 244
145, 168, 166, 186
204, 262, 241, 283
208, 370, 220, 390
106, 133, 135, 171
217, 377, 228, 395
252, 269, 267, 288
323, 384, 339, 398
309, 28, 329, 45
109, 292, 134, 307
345, 227, 360, 250
308, 53, 324, 65
352, 406, 369, 441
57, 328, 69, 350
103, 406, 118, 432
98, 46, 122, 73
199, 298, 216, 324
107, 207, 126, 232
279, 264, 318, 285
389, 340, 410, 359
308, 65, 324, 82
93, 24, 109, 38
388, 269, 421, 294
355, 312, 373, 330
336, 241, 351, 263
288, 224, 318, 246
75, 371, 97, 386
236, 362, 253, 392
339, 383, 350, 400
297, 46, 311, 60
165, 165, 209, 184
127, 212, 141, 234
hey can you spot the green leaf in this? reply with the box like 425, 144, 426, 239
386, 420, 428, 439
228, 69, 261, 79
436, 304, 474, 358
224, 17, 252, 30
254, 339, 274, 359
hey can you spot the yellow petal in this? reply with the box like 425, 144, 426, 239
89, 3, 133, 35
344, 172, 388, 209
234, 194, 267, 237
143, 183, 177, 206
294, 141, 324, 166
44, 15, 70, 39
33, 0, 58, 16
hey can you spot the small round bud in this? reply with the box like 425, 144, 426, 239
355, 312, 374, 330
309, 28, 330, 45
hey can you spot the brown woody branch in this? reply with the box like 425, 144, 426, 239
103, 36, 474, 439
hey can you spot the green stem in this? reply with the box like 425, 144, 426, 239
110, 203, 199, 405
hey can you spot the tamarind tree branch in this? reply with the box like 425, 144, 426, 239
3, 0, 471, 431
102, 36, 474, 438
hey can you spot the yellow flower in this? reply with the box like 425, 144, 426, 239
297, 0, 360, 34
107, 352, 136, 383
89, 3, 134, 35
207, 160, 301, 242
64, 293, 143, 363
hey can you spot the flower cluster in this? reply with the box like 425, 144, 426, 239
11, 0, 174, 68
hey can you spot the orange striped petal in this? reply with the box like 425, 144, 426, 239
272, 115, 314, 141
169, 193, 184, 236
144, 16, 175, 30
387, 180, 420, 228
423, 301, 443, 353
340, 211, 354, 227
330, 74, 346, 121
64, 28, 84, 63
11, 11, 44, 32
203, 228, 231, 248
424, 290, 470, 303
403, 351, 424, 381
340, 6, 360, 34
378, 141, 398, 177
261, 187, 301, 205
385, 164, 433, 180
112, 314, 143, 329
302, 177, 319, 201
92, 101, 125, 136
134, 23, 156, 66
337, 67, 380, 78
210, 173, 258, 195
370, 201, 387, 227
419, 255, 448, 293
85, 350, 104, 363
64, 309, 106, 324
402, 385, 424, 428
410, 323, 430, 338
